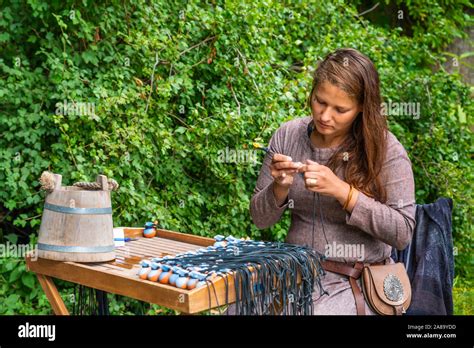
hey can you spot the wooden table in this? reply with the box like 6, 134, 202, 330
25, 227, 238, 315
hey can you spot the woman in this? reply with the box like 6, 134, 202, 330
250, 48, 416, 315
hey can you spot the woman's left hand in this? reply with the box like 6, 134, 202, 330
300, 159, 349, 202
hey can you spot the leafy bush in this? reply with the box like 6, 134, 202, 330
0, 0, 472, 314
356, 0, 473, 50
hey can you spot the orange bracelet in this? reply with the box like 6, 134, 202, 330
343, 185, 354, 210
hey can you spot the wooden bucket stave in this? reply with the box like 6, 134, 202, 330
38, 174, 115, 262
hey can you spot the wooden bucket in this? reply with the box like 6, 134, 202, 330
38, 174, 116, 262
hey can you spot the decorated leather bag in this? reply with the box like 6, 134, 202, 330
361, 262, 411, 315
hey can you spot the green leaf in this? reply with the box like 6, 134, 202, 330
9, 266, 23, 283
457, 105, 466, 124
5, 234, 18, 244
82, 51, 99, 66
5, 294, 20, 309
21, 273, 35, 289
5, 200, 16, 210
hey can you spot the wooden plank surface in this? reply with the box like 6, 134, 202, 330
26, 227, 226, 313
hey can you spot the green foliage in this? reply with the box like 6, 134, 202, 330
0, 236, 51, 314
0, 0, 472, 314
453, 277, 474, 315
356, 0, 473, 50
389, 0, 473, 50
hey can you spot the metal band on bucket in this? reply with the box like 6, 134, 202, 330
44, 202, 112, 215
38, 243, 115, 253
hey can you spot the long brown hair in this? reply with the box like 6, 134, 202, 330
307, 48, 388, 202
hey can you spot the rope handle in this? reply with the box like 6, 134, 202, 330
39, 171, 119, 192
73, 179, 119, 191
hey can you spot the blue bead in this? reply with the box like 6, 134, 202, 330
176, 277, 188, 288
187, 278, 199, 288
169, 273, 179, 286
196, 281, 207, 288
147, 270, 159, 281
158, 271, 170, 282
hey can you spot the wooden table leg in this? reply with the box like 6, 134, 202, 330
36, 274, 70, 315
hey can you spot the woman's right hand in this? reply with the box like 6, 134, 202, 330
270, 154, 303, 189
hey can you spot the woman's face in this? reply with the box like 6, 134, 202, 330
310, 81, 361, 137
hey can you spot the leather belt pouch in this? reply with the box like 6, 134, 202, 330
361, 262, 411, 315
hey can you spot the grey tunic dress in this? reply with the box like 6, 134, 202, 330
249, 116, 416, 315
